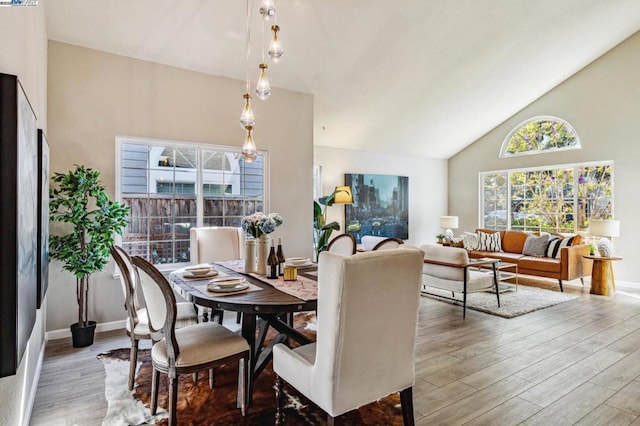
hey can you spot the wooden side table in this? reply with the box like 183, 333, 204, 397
583, 255, 623, 296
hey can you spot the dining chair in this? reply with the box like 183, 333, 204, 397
273, 247, 424, 425
131, 256, 250, 426
372, 237, 405, 251
110, 246, 199, 391
190, 226, 245, 323
326, 233, 356, 255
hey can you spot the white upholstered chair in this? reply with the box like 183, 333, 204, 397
372, 237, 405, 251
273, 247, 425, 425
360, 235, 387, 251
110, 246, 198, 390
420, 244, 500, 319
132, 256, 250, 426
190, 226, 245, 322
326, 233, 356, 255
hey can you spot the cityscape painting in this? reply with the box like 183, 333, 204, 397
344, 173, 409, 243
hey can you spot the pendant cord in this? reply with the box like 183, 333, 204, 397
245, 0, 251, 94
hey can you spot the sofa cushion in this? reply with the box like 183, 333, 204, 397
470, 251, 524, 264
546, 236, 575, 259
462, 232, 479, 250
477, 231, 501, 252
501, 230, 529, 254
519, 255, 561, 273
522, 234, 549, 257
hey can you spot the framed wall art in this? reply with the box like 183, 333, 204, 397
0, 73, 38, 377
344, 173, 409, 243
37, 129, 50, 308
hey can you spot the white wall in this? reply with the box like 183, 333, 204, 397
449, 30, 640, 283
0, 3, 48, 426
314, 145, 448, 247
47, 41, 314, 331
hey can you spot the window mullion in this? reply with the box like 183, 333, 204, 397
196, 148, 203, 228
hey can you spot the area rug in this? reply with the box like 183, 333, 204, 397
422, 284, 578, 318
98, 314, 404, 425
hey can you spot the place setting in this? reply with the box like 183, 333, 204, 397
181, 264, 219, 280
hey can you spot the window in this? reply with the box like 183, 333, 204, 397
481, 162, 613, 233
117, 137, 267, 266
501, 116, 580, 157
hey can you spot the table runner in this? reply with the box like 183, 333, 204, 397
217, 260, 318, 301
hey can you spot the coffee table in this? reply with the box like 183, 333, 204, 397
475, 258, 519, 292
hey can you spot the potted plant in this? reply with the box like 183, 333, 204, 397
436, 233, 446, 244
313, 187, 350, 260
49, 165, 129, 347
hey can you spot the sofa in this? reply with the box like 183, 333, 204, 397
466, 229, 592, 292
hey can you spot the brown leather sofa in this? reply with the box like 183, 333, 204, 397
467, 229, 592, 292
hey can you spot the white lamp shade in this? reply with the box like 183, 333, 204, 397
588, 219, 620, 238
440, 216, 459, 229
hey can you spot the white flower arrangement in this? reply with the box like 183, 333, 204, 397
241, 212, 283, 238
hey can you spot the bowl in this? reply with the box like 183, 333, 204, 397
208, 276, 246, 288
285, 257, 310, 266
185, 266, 213, 276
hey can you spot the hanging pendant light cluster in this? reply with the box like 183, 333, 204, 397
240, 0, 285, 163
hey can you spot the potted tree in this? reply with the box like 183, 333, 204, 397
49, 165, 129, 347
313, 187, 350, 260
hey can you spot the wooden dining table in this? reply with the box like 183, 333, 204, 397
169, 262, 317, 405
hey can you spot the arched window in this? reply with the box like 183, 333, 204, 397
500, 116, 580, 158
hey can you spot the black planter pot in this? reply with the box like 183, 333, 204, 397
70, 321, 97, 347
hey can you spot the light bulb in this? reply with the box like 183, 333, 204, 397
259, 0, 276, 20
255, 63, 271, 100
268, 25, 284, 63
242, 125, 258, 163
239, 93, 255, 128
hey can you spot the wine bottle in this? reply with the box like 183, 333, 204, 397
268, 238, 279, 279
276, 237, 285, 276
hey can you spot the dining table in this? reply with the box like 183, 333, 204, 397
169, 260, 318, 405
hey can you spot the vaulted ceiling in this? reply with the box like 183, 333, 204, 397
46, 0, 640, 159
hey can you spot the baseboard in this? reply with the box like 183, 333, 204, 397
20, 336, 46, 426
45, 320, 126, 341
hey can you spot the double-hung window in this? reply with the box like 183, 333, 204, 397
116, 136, 267, 266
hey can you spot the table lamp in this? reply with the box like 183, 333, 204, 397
588, 218, 620, 257
440, 216, 458, 241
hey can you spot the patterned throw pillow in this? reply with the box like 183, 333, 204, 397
546, 236, 575, 259
462, 232, 479, 250
522, 234, 549, 256
477, 231, 502, 252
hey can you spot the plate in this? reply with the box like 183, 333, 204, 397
183, 269, 218, 279
285, 257, 311, 267
185, 265, 215, 276
207, 283, 249, 293
208, 276, 247, 288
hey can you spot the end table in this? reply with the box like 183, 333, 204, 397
583, 255, 623, 296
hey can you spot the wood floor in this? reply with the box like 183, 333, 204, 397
31, 278, 640, 425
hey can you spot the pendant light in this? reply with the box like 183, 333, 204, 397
242, 125, 258, 163
240, 93, 255, 127
256, 63, 271, 100
268, 24, 284, 63
259, 0, 276, 20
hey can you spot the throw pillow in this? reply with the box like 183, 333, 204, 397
522, 234, 549, 257
462, 232, 479, 251
477, 231, 502, 252
546, 236, 575, 259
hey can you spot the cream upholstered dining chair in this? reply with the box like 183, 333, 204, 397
372, 237, 405, 251
273, 247, 425, 425
131, 256, 250, 426
326, 233, 356, 255
110, 246, 198, 391
190, 226, 245, 323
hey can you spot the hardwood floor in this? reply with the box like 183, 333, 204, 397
31, 279, 640, 425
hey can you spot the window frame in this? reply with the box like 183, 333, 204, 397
479, 160, 614, 233
115, 135, 270, 270
500, 115, 581, 158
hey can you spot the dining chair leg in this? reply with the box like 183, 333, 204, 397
209, 368, 215, 389
168, 374, 178, 426
236, 312, 242, 323
400, 386, 415, 426
238, 357, 248, 416
128, 338, 139, 391
151, 367, 160, 415
275, 374, 285, 425
193, 372, 198, 383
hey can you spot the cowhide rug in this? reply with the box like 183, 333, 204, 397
98, 314, 404, 425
